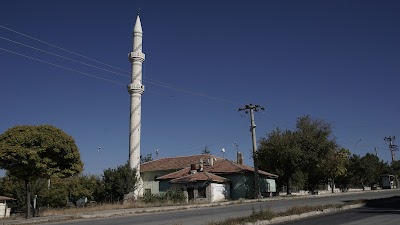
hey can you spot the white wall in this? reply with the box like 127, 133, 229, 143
0, 203, 5, 218
0, 202, 10, 218
210, 183, 230, 202
267, 179, 276, 192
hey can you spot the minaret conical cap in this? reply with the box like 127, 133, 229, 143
134, 15, 143, 33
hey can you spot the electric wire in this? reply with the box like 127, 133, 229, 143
0, 47, 127, 86
0, 45, 187, 97
0, 25, 272, 160
1, 32, 241, 105
0, 25, 243, 106
0, 24, 129, 73
0, 36, 131, 79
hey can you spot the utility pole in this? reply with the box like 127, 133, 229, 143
238, 104, 265, 199
384, 136, 397, 164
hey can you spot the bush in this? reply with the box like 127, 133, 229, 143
142, 188, 185, 204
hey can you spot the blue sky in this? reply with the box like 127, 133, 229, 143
1, 0, 399, 175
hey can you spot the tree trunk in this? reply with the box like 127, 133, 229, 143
331, 178, 335, 193
25, 180, 31, 219
286, 177, 291, 195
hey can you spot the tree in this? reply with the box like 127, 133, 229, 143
360, 153, 382, 189
202, 145, 211, 154
347, 153, 384, 190
323, 148, 350, 193
258, 129, 304, 195
258, 115, 339, 193
102, 163, 138, 203
140, 153, 153, 164
295, 116, 338, 190
0, 125, 83, 218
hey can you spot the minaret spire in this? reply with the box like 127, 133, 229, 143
128, 13, 145, 198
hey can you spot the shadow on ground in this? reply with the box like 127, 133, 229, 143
354, 196, 400, 215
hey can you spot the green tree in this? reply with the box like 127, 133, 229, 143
202, 145, 211, 154
323, 148, 350, 193
258, 129, 303, 195
140, 153, 153, 164
259, 115, 340, 193
102, 163, 138, 203
295, 116, 337, 190
0, 125, 83, 218
360, 153, 382, 189
348, 153, 383, 190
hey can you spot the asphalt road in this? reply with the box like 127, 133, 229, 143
280, 195, 400, 225
45, 189, 400, 225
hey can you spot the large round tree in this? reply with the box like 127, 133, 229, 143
0, 125, 83, 218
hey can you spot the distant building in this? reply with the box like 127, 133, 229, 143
140, 154, 278, 202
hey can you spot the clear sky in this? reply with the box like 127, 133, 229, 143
1, 0, 399, 175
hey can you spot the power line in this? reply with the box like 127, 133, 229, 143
0, 36, 131, 79
0, 42, 233, 102
0, 24, 128, 73
0, 47, 126, 86
0, 25, 242, 106
144, 78, 242, 105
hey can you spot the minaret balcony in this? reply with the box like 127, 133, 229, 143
127, 84, 145, 94
129, 52, 145, 62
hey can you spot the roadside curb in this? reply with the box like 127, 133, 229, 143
243, 203, 365, 225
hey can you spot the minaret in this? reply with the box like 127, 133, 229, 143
128, 13, 145, 197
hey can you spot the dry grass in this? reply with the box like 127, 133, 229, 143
41, 200, 188, 216
207, 208, 276, 225
206, 203, 356, 225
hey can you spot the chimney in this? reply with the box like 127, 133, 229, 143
190, 164, 197, 174
208, 157, 214, 166
238, 152, 244, 165
199, 158, 204, 172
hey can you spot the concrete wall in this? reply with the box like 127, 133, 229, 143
210, 183, 230, 202
222, 173, 253, 199
260, 177, 276, 193
0, 202, 11, 218
141, 170, 176, 194
172, 182, 230, 203
220, 173, 277, 199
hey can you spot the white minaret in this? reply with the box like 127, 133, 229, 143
128, 13, 145, 197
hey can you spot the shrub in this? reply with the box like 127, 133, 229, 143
142, 188, 185, 204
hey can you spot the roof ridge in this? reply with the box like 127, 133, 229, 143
141, 154, 223, 165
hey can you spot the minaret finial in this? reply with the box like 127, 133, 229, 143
137, 8, 141, 16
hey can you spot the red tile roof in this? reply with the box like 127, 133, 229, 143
169, 172, 229, 184
206, 160, 278, 178
157, 167, 192, 180
149, 155, 278, 179
141, 154, 223, 172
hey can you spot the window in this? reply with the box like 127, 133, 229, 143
198, 187, 206, 198
144, 189, 151, 195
